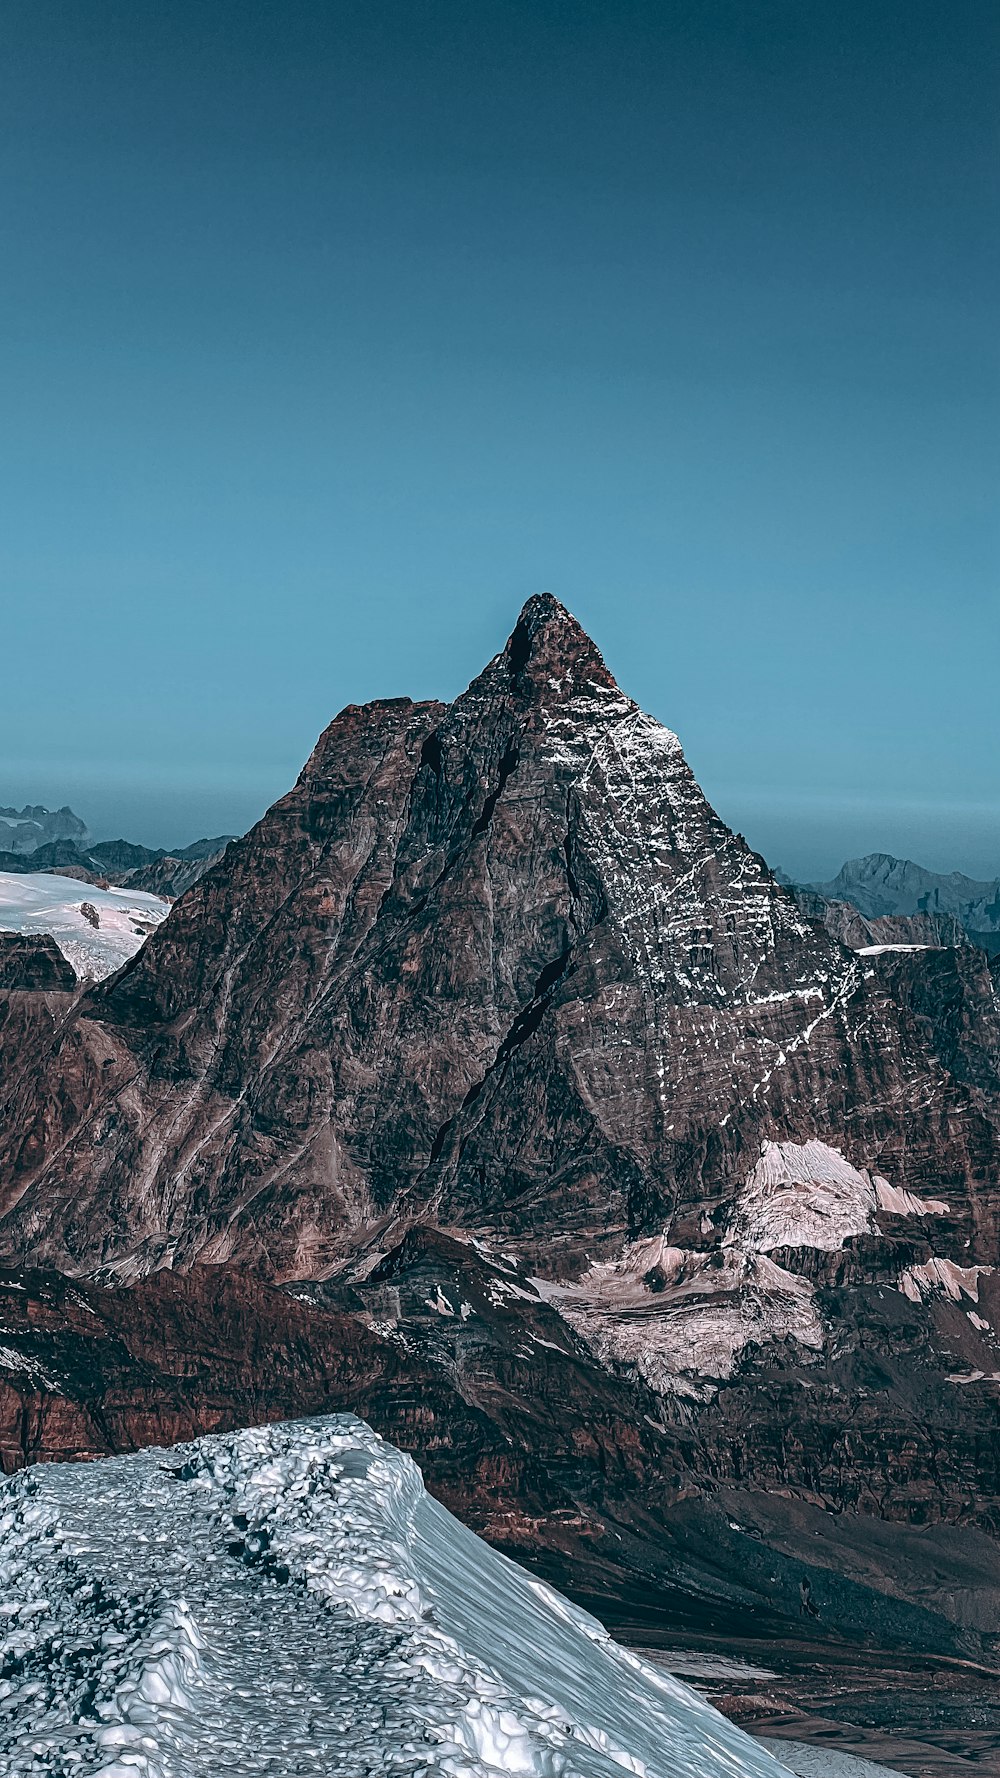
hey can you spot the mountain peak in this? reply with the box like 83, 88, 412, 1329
502, 594, 619, 696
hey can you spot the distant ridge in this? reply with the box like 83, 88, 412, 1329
805, 851, 1000, 951
0, 804, 89, 856
0, 809, 239, 899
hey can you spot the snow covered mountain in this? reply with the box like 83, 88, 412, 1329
0, 1414, 792, 1778
0, 871, 169, 979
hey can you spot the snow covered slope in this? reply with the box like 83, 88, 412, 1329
0, 871, 168, 980
0, 1414, 793, 1778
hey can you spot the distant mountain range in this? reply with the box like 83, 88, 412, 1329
0, 806, 237, 898
0, 804, 89, 855
785, 853, 1000, 955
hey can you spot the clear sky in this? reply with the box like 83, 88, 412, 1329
2, 1, 997, 879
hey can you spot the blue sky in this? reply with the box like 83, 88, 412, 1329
2, 1, 997, 877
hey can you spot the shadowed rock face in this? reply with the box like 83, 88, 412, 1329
2, 597, 1000, 1666
0, 933, 77, 993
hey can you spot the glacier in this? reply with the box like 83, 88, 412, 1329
0, 871, 168, 980
0, 1413, 803, 1777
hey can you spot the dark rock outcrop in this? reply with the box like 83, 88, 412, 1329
0, 933, 77, 993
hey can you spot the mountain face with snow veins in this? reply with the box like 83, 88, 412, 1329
1, 597, 1000, 1674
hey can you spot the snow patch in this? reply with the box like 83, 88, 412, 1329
536, 1238, 822, 1400
899, 1257, 990, 1304
855, 943, 932, 955
726, 1141, 877, 1254
758, 1739, 911, 1778
872, 1178, 950, 1219
538, 1142, 955, 1397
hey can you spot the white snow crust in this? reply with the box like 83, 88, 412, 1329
0, 871, 168, 980
854, 944, 932, 956
898, 1257, 989, 1304
0, 1414, 794, 1778
539, 1142, 953, 1397
726, 1142, 879, 1254
539, 1240, 822, 1400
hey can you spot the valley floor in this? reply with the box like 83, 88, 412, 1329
636, 1640, 997, 1777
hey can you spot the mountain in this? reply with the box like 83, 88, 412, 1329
0, 1414, 790, 1778
119, 842, 234, 897
811, 854, 1000, 950
1, 596, 1000, 1688
174, 833, 238, 861
0, 834, 236, 898
0, 803, 89, 855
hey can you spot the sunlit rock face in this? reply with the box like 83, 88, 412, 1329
1, 597, 1000, 1662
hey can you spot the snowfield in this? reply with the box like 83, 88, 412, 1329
0, 871, 168, 979
536, 1140, 959, 1400
0, 1414, 797, 1777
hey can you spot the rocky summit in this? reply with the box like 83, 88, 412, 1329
2, 596, 1000, 1675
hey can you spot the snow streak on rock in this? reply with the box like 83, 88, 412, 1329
0, 1416, 792, 1778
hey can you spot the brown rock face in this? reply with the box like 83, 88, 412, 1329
1, 596, 1000, 1662
4, 594, 996, 1278
0, 933, 77, 993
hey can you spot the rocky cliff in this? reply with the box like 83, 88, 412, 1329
1, 597, 999, 1668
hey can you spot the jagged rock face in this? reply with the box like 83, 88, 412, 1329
3, 595, 998, 1289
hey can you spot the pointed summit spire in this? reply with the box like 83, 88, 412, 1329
502, 594, 620, 696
